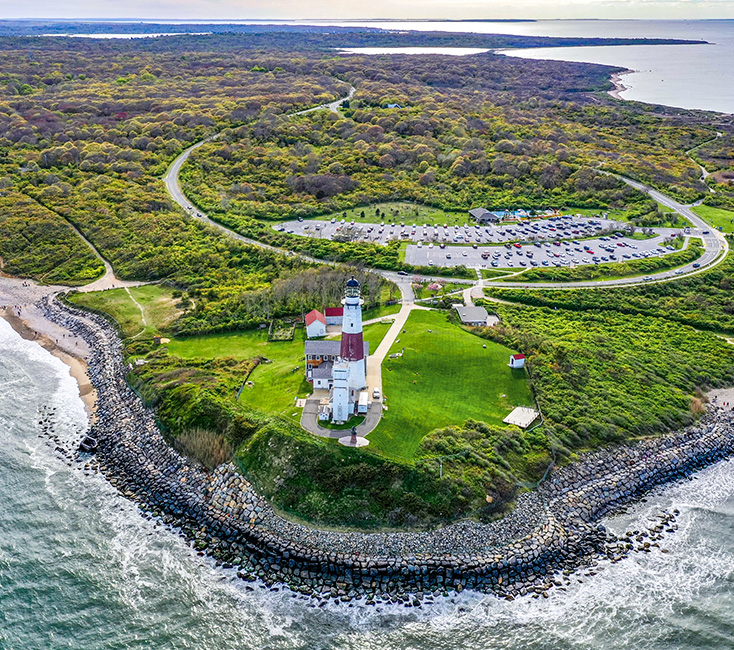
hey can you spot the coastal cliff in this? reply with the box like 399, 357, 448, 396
35, 293, 734, 604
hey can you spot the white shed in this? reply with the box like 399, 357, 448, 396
509, 353, 526, 369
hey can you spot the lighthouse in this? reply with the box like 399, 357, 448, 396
340, 277, 367, 392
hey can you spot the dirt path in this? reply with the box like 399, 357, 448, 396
125, 287, 147, 326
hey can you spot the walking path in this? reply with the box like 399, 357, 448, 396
685, 132, 722, 193
37, 201, 150, 294
159, 79, 730, 438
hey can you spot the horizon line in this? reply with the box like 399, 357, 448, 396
1, 17, 733, 23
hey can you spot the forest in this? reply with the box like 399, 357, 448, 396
486, 248, 734, 334
0, 27, 732, 527
181, 50, 727, 269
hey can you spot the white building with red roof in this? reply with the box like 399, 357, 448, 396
509, 353, 526, 369
304, 309, 326, 338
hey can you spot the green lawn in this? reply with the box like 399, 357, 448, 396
312, 201, 469, 227
412, 282, 467, 300
130, 285, 186, 330
69, 288, 147, 338
561, 207, 626, 219
167, 322, 392, 419
481, 268, 516, 279
369, 310, 534, 460
693, 205, 734, 233
628, 231, 657, 240
68, 285, 184, 338
362, 303, 402, 321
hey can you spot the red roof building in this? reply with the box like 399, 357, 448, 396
324, 307, 343, 325
305, 310, 326, 326
305, 310, 327, 338
509, 353, 526, 369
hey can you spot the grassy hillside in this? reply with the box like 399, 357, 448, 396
371, 310, 533, 459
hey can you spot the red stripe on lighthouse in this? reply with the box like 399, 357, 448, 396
341, 332, 364, 361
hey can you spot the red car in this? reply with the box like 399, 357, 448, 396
513, 243, 522, 249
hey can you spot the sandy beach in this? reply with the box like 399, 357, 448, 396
0, 276, 97, 419
608, 70, 633, 100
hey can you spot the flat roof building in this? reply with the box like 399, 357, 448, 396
453, 304, 489, 327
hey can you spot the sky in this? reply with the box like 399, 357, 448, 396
0, 0, 733, 20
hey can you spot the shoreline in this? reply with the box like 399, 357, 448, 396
31, 292, 734, 604
0, 306, 97, 419
0, 276, 97, 420
608, 70, 633, 100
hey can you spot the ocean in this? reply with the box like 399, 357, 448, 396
3, 317, 734, 649
328, 19, 734, 115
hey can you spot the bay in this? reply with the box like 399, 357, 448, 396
268, 19, 734, 114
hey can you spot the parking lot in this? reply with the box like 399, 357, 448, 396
279, 214, 623, 245
405, 234, 685, 269
277, 215, 686, 270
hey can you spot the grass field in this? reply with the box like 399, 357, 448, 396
693, 205, 734, 233
628, 231, 657, 240
68, 285, 184, 338
412, 282, 467, 300
167, 321, 392, 419
560, 207, 625, 219
69, 289, 144, 337
315, 201, 469, 227
362, 303, 402, 321
368, 310, 534, 460
481, 268, 517, 279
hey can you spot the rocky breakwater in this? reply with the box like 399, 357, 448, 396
41, 294, 734, 603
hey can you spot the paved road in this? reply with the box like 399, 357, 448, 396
162, 91, 727, 296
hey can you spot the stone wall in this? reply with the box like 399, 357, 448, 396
43, 294, 734, 603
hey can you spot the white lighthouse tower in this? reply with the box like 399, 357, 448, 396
340, 276, 367, 392
330, 362, 351, 423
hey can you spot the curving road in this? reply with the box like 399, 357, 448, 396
162, 89, 727, 292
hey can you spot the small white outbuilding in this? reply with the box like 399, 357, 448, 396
509, 353, 526, 369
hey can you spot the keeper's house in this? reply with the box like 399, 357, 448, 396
305, 309, 326, 338
305, 339, 370, 389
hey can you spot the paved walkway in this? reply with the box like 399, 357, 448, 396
58, 217, 149, 294
300, 394, 382, 438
